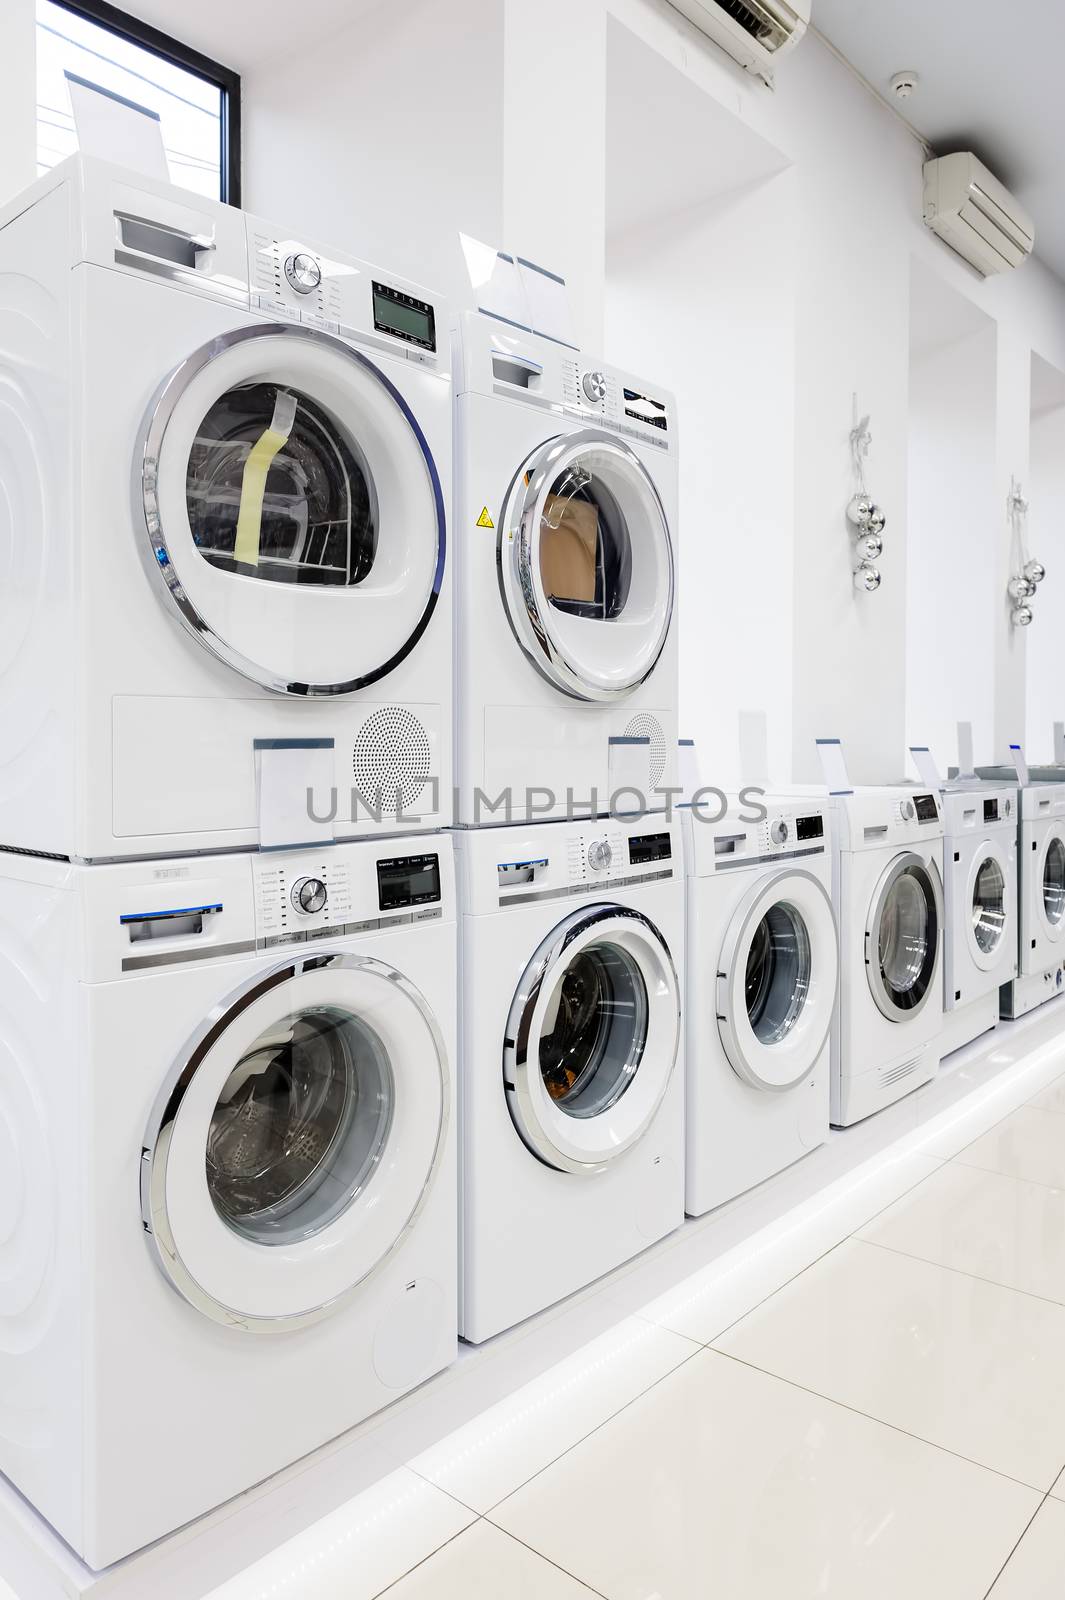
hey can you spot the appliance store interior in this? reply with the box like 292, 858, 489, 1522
2, 1, 1065, 1595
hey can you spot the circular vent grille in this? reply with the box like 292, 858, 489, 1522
353, 707, 432, 814
623, 713, 667, 789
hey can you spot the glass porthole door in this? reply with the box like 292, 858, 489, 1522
1041, 832, 1065, 942
498, 430, 674, 703
139, 324, 446, 695
966, 843, 1010, 971
503, 906, 680, 1173
141, 951, 448, 1329
716, 871, 838, 1090
866, 853, 943, 1020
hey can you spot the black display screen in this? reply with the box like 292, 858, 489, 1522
623, 387, 668, 431
914, 793, 939, 823
796, 815, 824, 841
372, 281, 436, 351
377, 853, 441, 911
984, 798, 1000, 823
629, 831, 672, 865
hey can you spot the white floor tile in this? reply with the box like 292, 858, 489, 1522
380, 1520, 601, 1598
987, 1498, 1065, 1598
859, 1162, 1065, 1305
639, 1149, 942, 1344
1028, 1072, 1065, 1116
410, 1318, 696, 1512
955, 1105, 1065, 1190
716, 1238, 1065, 1488
204, 1468, 473, 1600
1052, 1465, 1065, 1501
490, 1350, 1037, 1600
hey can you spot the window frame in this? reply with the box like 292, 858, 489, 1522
43, 0, 241, 205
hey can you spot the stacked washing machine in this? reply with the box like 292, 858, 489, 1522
451, 312, 686, 1342
0, 156, 459, 1568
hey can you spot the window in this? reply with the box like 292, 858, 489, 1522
35, 0, 240, 204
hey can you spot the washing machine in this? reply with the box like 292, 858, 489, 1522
970, 767, 1065, 1018
939, 782, 1018, 1052
0, 154, 451, 859
452, 312, 678, 826
0, 836, 456, 1568
456, 816, 684, 1342
832, 787, 945, 1125
683, 794, 838, 1216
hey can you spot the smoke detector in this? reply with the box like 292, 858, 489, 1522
890, 69, 919, 101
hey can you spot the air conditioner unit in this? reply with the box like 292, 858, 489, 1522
922, 152, 1034, 277
668, 0, 811, 86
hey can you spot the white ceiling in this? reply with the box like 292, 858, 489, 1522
815, 0, 1065, 281
118, 0, 383, 72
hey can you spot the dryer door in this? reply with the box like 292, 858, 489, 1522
139, 324, 445, 695
716, 870, 838, 1090
966, 839, 1011, 971
866, 852, 944, 1021
503, 905, 680, 1173
141, 950, 448, 1329
1038, 827, 1065, 945
498, 429, 675, 702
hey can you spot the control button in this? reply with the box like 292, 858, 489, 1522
1004, 797, 1012, 817
291, 876, 327, 916
284, 252, 322, 295
769, 819, 789, 846
587, 838, 613, 872
901, 799, 915, 821
582, 370, 607, 403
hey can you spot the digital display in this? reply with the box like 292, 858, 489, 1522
623, 387, 668, 432
796, 815, 824, 841
372, 281, 436, 351
984, 798, 999, 823
629, 831, 672, 865
914, 794, 939, 823
377, 853, 441, 912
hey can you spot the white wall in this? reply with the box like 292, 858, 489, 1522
1025, 356, 1065, 759
906, 265, 997, 771
0, 0, 36, 207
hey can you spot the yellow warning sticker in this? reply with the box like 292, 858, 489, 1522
476, 505, 495, 530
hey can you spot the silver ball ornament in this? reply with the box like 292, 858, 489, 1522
856, 531, 883, 562
1011, 603, 1034, 627
847, 493, 874, 528
1023, 559, 1046, 586
853, 562, 881, 593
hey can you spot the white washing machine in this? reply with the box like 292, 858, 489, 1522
452, 312, 678, 825
456, 816, 684, 1342
0, 837, 456, 1568
683, 795, 838, 1216
972, 771, 1065, 1018
940, 782, 1018, 1052
832, 788, 945, 1125
0, 154, 451, 859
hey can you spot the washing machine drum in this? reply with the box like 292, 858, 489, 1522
866, 851, 943, 1020
967, 842, 1010, 968
498, 428, 675, 703
141, 951, 448, 1329
140, 323, 445, 695
503, 905, 680, 1173
716, 870, 838, 1091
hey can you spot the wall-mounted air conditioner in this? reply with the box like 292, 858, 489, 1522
668, 0, 811, 86
922, 153, 1034, 277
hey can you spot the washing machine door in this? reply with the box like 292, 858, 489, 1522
966, 839, 1011, 971
503, 905, 680, 1173
139, 324, 446, 695
141, 950, 448, 1329
498, 429, 675, 703
1037, 827, 1065, 945
866, 852, 943, 1021
716, 870, 838, 1090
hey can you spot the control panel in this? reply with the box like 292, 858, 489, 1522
492, 823, 676, 905
750, 807, 827, 858
560, 357, 670, 447
254, 855, 354, 945
377, 853, 441, 912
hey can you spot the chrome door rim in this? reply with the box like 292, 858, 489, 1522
497, 428, 675, 704
966, 840, 1010, 969
1039, 831, 1065, 942
141, 950, 449, 1331
865, 851, 943, 1022
503, 904, 680, 1173
135, 322, 447, 698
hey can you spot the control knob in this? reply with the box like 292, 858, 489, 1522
291, 876, 327, 916
769, 819, 789, 846
901, 799, 915, 821
582, 370, 607, 404
284, 252, 322, 294
587, 838, 613, 872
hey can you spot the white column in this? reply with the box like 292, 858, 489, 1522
0, 0, 36, 206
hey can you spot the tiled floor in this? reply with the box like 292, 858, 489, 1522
195, 1055, 1065, 1599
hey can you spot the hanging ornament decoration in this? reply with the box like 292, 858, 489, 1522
1007, 479, 1045, 627
848, 403, 886, 593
